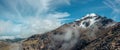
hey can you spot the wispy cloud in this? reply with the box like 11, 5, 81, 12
103, 0, 120, 21
77, 0, 95, 4
0, 0, 71, 38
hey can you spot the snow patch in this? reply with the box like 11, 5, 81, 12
89, 17, 97, 26
79, 16, 99, 28
82, 13, 97, 19
89, 13, 97, 16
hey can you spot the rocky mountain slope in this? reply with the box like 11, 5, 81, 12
0, 38, 24, 50
22, 13, 120, 50
0, 41, 22, 50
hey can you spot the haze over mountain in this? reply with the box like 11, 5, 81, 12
21, 13, 120, 50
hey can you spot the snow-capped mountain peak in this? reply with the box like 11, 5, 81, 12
76, 13, 99, 28
75, 13, 98, 21
86, 13, 97, 17
81, 13, 98, 19
75, 13, 115, 28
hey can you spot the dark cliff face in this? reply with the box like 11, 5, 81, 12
22, 14, 120, 50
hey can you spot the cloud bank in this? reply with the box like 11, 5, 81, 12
0, 0, 70, 39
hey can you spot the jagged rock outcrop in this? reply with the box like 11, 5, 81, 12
22, 13, 120, 50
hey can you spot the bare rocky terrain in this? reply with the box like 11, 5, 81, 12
0, 41, 22, 50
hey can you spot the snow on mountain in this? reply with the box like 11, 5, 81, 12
75, 13, 115, 28
81, 13, 98, 19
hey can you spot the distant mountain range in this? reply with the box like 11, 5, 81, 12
0, 13, 120, 50
0, 38, 24, 43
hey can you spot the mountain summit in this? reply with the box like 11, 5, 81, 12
21, 13, 120, 50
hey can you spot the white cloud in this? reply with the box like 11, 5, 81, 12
0, 0, 70, 38
103, 0, 120, 21
50, 0, 71, 6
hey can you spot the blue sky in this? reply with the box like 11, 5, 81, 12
0, 0, 120, 39
56, 0, 120, 22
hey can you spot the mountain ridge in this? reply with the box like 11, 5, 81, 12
22, 13, 120, 50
